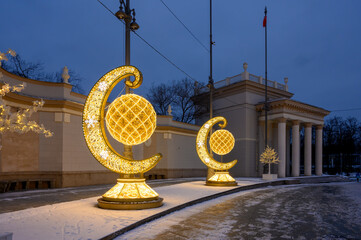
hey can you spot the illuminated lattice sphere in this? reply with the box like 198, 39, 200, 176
209, 129, 235, 155
105, 94, 156, 145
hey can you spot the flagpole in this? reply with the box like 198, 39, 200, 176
264, 6, 268, 149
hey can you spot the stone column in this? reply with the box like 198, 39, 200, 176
315, 125, 323, 176
278, 118, 287, 178
304, 123, 312, 176
286, 125, 291, 177
292, 120, 300, 177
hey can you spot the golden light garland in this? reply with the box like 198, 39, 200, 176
82, 65, 163, 209
196, 116, 237, 170
209, 129, 235, 155
82, 66, 161, 175
196, 116, 238, 186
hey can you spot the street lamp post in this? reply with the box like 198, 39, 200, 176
207, 0, 215, 179
115, 0, 139, 94
115, 0, 140, 162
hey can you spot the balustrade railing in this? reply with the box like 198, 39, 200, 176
199, 72, 287, 93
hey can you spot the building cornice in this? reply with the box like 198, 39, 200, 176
0, 67, 73, 89
155, 126, 198, 136
195, 80, 293, 102
3, 90, 84, 113
256, 99, 330, 117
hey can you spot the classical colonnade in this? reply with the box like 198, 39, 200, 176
276, 118, 323, 178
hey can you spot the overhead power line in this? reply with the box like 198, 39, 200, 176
159, 0, 209, 53
96, 0, 198, 82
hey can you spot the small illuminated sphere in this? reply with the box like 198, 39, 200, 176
209, 129, 235, 155
105, 94, 156, 145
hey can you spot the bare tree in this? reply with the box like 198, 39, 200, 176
1, 54, 45, 80
1, 53, 84, 94
146, 83, 174, 115
146, 78, 205, 123
172, 78, 204, 123
323, 116, 361, 174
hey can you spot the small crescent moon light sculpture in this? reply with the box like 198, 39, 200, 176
83, 65, 163, 209
196, 116, 238, 186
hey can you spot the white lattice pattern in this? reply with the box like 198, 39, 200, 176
195, 117, 237, 171
209, 129, 235, 155
106, 94, 156, 146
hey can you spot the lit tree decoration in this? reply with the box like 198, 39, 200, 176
0, 49, 16, 65
260, 146, 280, 174
0, 49, 53, 140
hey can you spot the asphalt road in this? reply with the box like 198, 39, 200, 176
119, 182, 361, 240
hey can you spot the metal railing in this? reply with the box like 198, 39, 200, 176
199, 72, 287, 93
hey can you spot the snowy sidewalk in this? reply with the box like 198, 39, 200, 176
0, 176, 347, 240
0, 179, 263, 240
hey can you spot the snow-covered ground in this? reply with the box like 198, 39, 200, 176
118, 182, 361, 240
0, 179, 261, 240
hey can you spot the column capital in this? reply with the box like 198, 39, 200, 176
278, 118, 287, 123
292, 120, 300, 125
316, 125, 323, 130
304, 122, 312, 128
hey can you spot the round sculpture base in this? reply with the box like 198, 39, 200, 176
97, 178, 163, 210
206, 171, 237, 187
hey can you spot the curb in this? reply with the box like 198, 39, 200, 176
99, 176, 349, 240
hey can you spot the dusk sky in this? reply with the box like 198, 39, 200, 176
1, 0, 361, 121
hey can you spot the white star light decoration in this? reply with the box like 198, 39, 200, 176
197, 142, 204, 147
85, 115, 97, 128
100, 150, 109, 160
98, 81, 108, 92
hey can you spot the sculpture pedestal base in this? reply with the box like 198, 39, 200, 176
97, 178, 163, 210
262, 174, 278, 180
206, 171, 237, 186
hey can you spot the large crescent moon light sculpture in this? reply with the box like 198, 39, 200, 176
83, 65, 163, 209
196, 116, 238, 186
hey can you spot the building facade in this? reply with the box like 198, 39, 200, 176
0, 68, 205, 191
195, 63, 330, 177
0, 63, 329, 191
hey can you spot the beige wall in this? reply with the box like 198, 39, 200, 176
1, 126, 39, 172
38, 112, 63, 171
208, 90, 268, 177
0, 69, 209, 189
62, 113, 104, 172
144, 116, 206, 179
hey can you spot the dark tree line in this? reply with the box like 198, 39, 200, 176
1, 53, 84, 94
146, 78, 206, 124
323, 116, 361, 174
